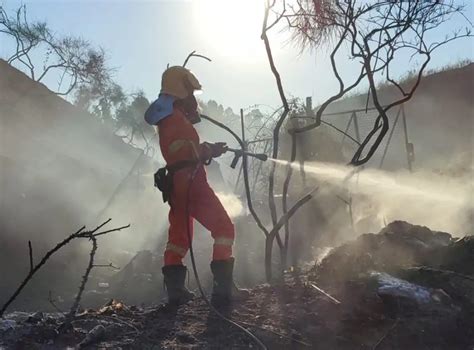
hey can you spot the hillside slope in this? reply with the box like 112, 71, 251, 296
0, 59, 160, 311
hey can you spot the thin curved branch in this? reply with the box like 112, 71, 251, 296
182, 50, 212, 67
321, 120, 361, 146
0, 225, 86, 317
262, 0, 290, 231
269, 187, 319, 238
201, 114, 269, 237
281, 132, 297, 266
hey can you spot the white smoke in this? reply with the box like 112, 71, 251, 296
216, 192, 244, 219
271, 158, 473, 236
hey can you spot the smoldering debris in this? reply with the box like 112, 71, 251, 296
2, 220, 472, 349
311, 221, 472, 284
304, 221, 474, 348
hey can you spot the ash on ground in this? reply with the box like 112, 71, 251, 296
1, 221, 472, 349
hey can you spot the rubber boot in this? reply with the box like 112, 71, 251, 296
210, 258, 250, 303
162, 265, 194, 305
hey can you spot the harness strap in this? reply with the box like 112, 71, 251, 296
166, 159, 198, 173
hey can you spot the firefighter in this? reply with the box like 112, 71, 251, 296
145, 66, 248, 305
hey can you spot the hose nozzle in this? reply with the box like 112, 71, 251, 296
227, 148, 268, 169
252, 153, 268, 162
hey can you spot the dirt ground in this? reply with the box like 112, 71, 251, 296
1, 221, 473, 349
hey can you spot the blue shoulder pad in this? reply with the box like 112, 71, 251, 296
144, 94, 176, 125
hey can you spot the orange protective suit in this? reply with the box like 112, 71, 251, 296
157, 107, 235, 266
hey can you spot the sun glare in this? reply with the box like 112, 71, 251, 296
194, 0, 264, 62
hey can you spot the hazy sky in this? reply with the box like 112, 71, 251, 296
1, 0, 473, 112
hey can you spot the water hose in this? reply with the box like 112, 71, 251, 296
184, 164, 267, 350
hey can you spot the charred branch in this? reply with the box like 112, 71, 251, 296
266, 186, 318, 281
0, 219, 129, 317
0, 225, 85, 317
66, 236, 98, 323
201, 114, 270, 237
92, 263, 120, 270
182, 50, 212, 67
48, 291, 63, 313
282, 132, 297, 268
262, 0, 290, 231
28, 240, 33, 272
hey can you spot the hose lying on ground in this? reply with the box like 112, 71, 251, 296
183, 164, 267, 350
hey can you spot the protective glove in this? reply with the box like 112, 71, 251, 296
209, 142, 228, 158
202, 142, 228, 160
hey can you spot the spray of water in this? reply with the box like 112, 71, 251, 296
269, 158, 472, 235
270, 158, 466, 205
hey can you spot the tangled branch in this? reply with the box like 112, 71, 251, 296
253, 0, 471, 279
0, 219, 130, 317
284, 0, 471, 166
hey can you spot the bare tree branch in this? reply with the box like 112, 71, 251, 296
201, 114, 270, 237
28, 240, 33, 272
0, 220, 129, 317
283, 0, 472, 167
0, 225, 85, 317
66, 235, 98, 322
183, 50, 212, 67
1, 5, 112, 96
48, 291, 63, 313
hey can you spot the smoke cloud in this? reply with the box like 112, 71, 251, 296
215, 191, 244, 219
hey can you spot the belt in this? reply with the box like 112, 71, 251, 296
166, 159, 199, 173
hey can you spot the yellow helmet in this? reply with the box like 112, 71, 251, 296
160, 66, 202, 99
